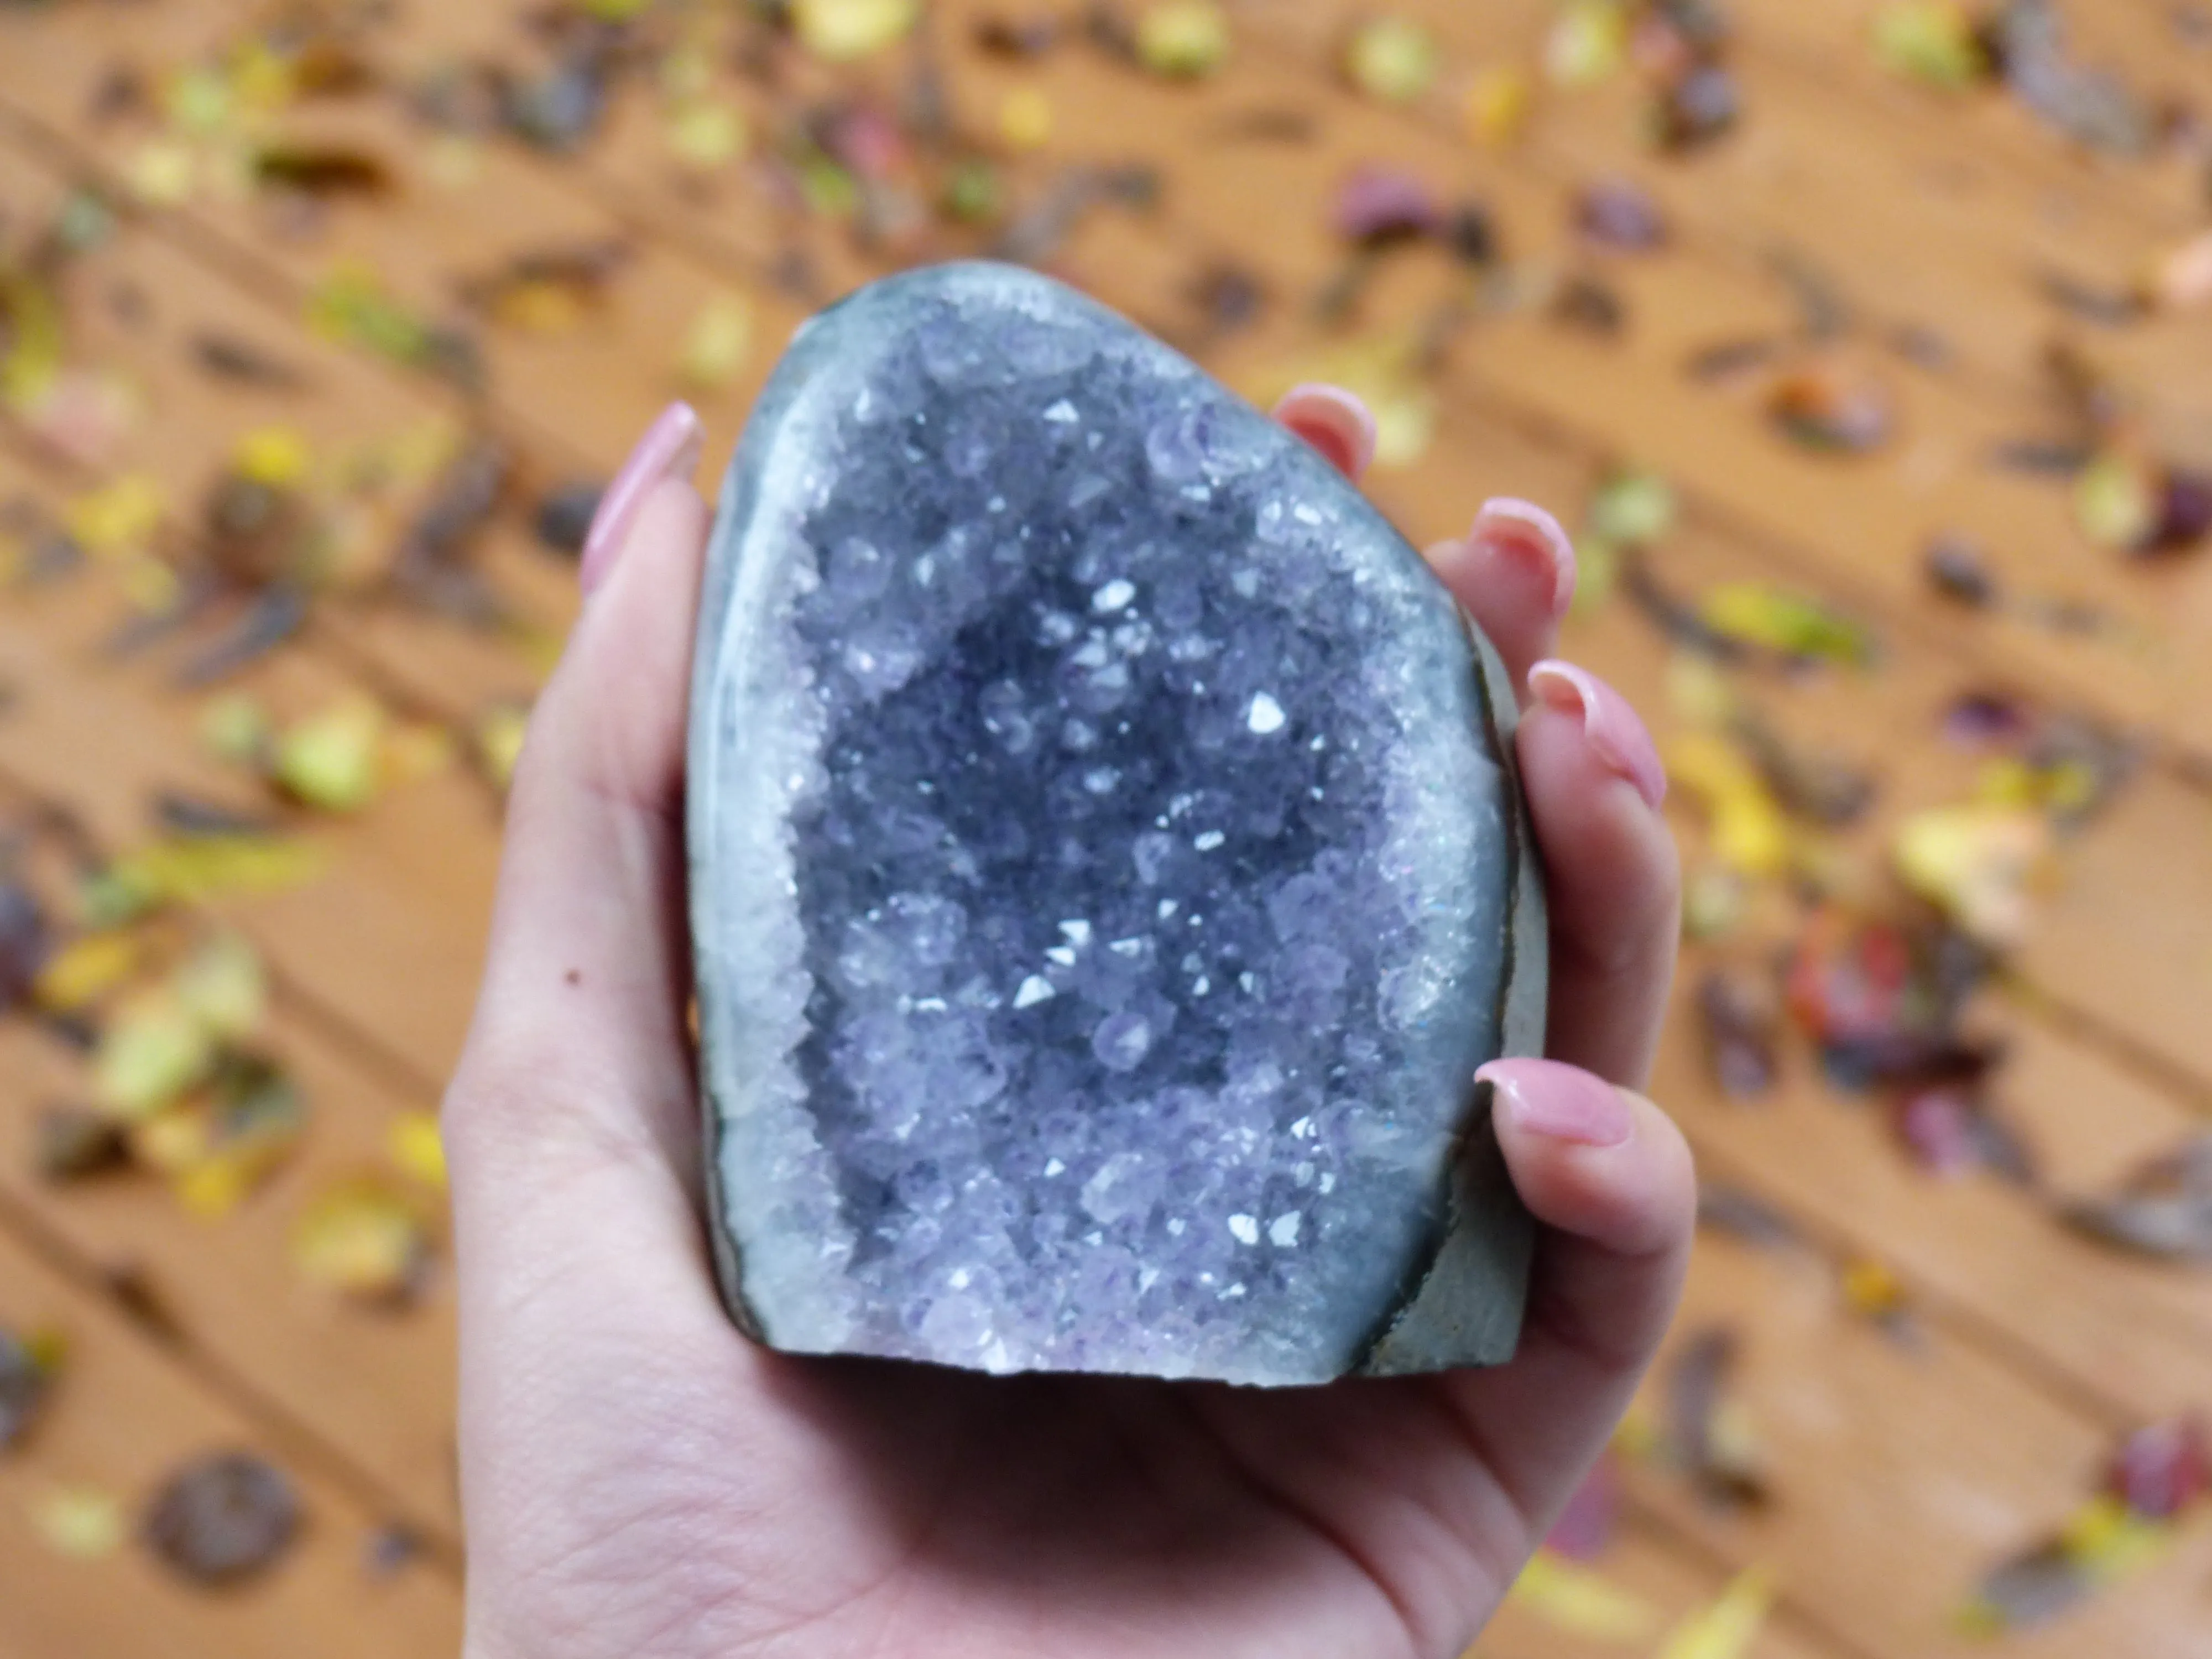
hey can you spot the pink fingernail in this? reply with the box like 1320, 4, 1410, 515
1274, 382, 1378, 478
580, 401, 703, 596
1478, 1058, 1634, 1148
1470, 498, 1576, 616
1527, 659, 1667, 811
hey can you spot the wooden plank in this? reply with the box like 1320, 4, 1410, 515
0, 1004, 461, 1546
1475, 1517, 1840, 1659
0, 1223, 459, 1658
1629, 1227, 2212, 1659
5, 1, 2206, 764
0, 482, 502, 1083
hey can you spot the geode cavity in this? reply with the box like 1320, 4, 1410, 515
687, 263, 1543, 1386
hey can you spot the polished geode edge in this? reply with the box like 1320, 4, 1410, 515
1349, 614, 1543, 1377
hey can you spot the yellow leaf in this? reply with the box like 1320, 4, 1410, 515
1663, 732, 1791, 878
388, 1109, 447, 1189
1663, 650, 1738, 730
177, 1150, 256, 1219
1343, 17, 1437, 104
791, 0, 917, 61
1463, 65, 1533, 146
474, 703, 531, 791
200, 690, 272, 764
226, 39, 296, 110
1239, 331, 1435, 469
1546, 0, 1629, 88
275, 697, 387, 812
163, 65, 232, 133
2061, 1495, 2173, 1583
172, 932, 266, 1042
1892, 805, 2049, 945
0, 274, 64, 412
668, 101, 748, 170
64, 473, 166, 557
293, 1176, 427, 1300
1136, 0, 1232, 77
29, 1486, 124, 1559
1655, 1566, 1775, 1659
1699, 582, 1874, 665
131, 1102, 213, 1173
999, 85, 1055, 152
680, 294, 755, 393
1507, 1550, 1662, 1641
92, 836, 328, 919
93, 992, 216, 1120
232, 425, 313, 488
125, 139, 199, 206
33, 931, 144, 1014
1841, 1256, 1906, 1319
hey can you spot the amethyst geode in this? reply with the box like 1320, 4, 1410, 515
686, 263, 1544, 1385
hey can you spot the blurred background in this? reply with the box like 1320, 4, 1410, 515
2, 0, 2211, 1652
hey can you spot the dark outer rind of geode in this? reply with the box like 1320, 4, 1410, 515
1353, 616, 1542, 1375
688, 262, 1545, 1381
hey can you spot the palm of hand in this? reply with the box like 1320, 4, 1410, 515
448, 392, 1690, 1659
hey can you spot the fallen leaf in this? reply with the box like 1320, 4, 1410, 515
680, 294, 755, 392
1575, 178, 1668, 252
2060, 1135, 2212, 1261
388, 1109, 447, 1189
473, 702, 531, 792
1697, 581, 1876, 665
1342, 17, 1437, 105
142, 1451, 300, 1585
1663, 732, 1791, 877
171, 932, 266, 1042
0, 883, 48, 1011
1547, 0, 1630, 87
31, 1485, 124, 1559
1666, 1327, 1769, 1509
93, 992, 217, 1120
1135, 0, 1230, 77
0, 1326, 58, 1449
1656, 1566, 1775, 1659
1873, 1, 1990, 88
794, 0, 919, 61
998, 84, 1054, 150
1698, 969, 1778, 1099
1462, 65, 1533, 145
252, 144, 394, 198
1893, 804, 2049, 945
64, 474, 166, 559
293, 1175, 430, 1302
87, 835, 329, 921
2104, 1417, 2210, 1520
1330, 164, 1441, 245
274, 697, 387, 812
1506, 1549, 1661, 1641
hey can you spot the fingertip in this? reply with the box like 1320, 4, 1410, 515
1423, 502, 1574, 692
581, 401, 704, 595
1470, 499, 1575, 618
1481, 1060, 1695, 1259
1525, 661, 1666, 812
1273, 382, 1378, 479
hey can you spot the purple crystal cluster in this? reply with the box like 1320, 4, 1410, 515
688, 264, 1538, 1385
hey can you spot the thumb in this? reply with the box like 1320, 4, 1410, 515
444, 401, 715, 1310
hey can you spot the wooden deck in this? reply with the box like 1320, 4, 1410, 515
2, 0, 2211, 1653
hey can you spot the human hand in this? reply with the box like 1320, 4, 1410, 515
444, 387, 1692, 1659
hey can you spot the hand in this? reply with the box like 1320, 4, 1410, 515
445, 387, 1692, 1659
